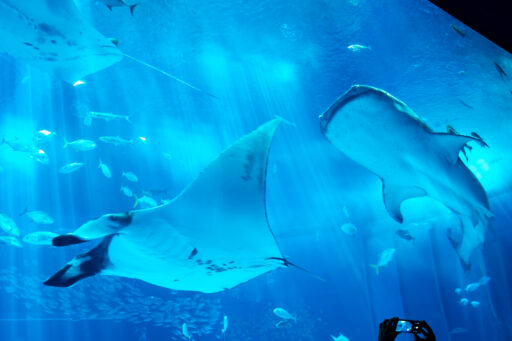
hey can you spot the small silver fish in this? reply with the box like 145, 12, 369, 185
273, 308, 296, 321
340, 223, 357, 236
0, 236, 22, 248
134, 195, 157, 209
64, 139, 96, 151
99, 160, 112, 178
59, 162, 85, 174
0, 213, 20, 236
120, 186, 133, 197
347, 44, 371, 52
221, 315, 228, 334
479, 276, 491, 286
122, 171, 138, 182
370, 248, 395, 274
99, 136, 133, 146
23, 231, 59, 245
20, 209, 54, 224
182, 322, 191, 340
34, 130, 56, 143
465, 282, 480, 292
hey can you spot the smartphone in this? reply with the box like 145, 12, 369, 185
396, 320, 422, 333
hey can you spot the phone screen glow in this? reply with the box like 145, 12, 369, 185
396, 320, 413, 332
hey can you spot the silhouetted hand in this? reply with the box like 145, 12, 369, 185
379, 317, 400, 341
414, 321, 436, 341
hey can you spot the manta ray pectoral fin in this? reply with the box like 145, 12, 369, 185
382, 182, 427, 223
44, 235, 113, 287
433, 132, 486, 165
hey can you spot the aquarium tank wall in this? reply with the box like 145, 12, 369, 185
0, 0, 511, 340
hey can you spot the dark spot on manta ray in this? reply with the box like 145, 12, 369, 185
187, 248, 198, 260
23, 42, 33, 46
205, 260, 212, 265
37, 23, 65, 39
51, 40, 56, 44
108, 212, 132, 226
43, 57, 57, 61
229, 261, 235, 264
173, 279, 179, 282
242, 153, 256, 181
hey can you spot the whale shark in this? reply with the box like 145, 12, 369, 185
45, 119, 289, 293
320, 85, 492, 268
0, 0, 122, 84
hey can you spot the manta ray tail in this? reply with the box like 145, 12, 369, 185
266, 257, 325, 282
44, 235, 113, 287
122, 54, 219, 99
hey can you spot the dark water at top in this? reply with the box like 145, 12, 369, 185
0, 0, 511, 340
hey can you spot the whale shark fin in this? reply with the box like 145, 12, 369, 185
382, 182, 426, 223
433, 132, 487, 165
44, 235, 114, 287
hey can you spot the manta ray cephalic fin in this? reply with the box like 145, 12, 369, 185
382, 182, 427, 223
45, 235, 114, 287
52, 212, 133, 246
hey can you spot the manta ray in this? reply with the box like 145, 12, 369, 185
0, 0, 210, 94
45, 119, 290, 293
0, 0, 122, 84
319, 85, 492, 268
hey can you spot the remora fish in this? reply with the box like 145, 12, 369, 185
320, 85, 492, 268
396, 229, 415, 244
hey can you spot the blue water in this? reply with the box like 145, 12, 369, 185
1, 0, 512, 340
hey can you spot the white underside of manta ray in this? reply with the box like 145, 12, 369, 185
320, 85, 493, 269
45, 119, 289, 293
0, 0, 122, 84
